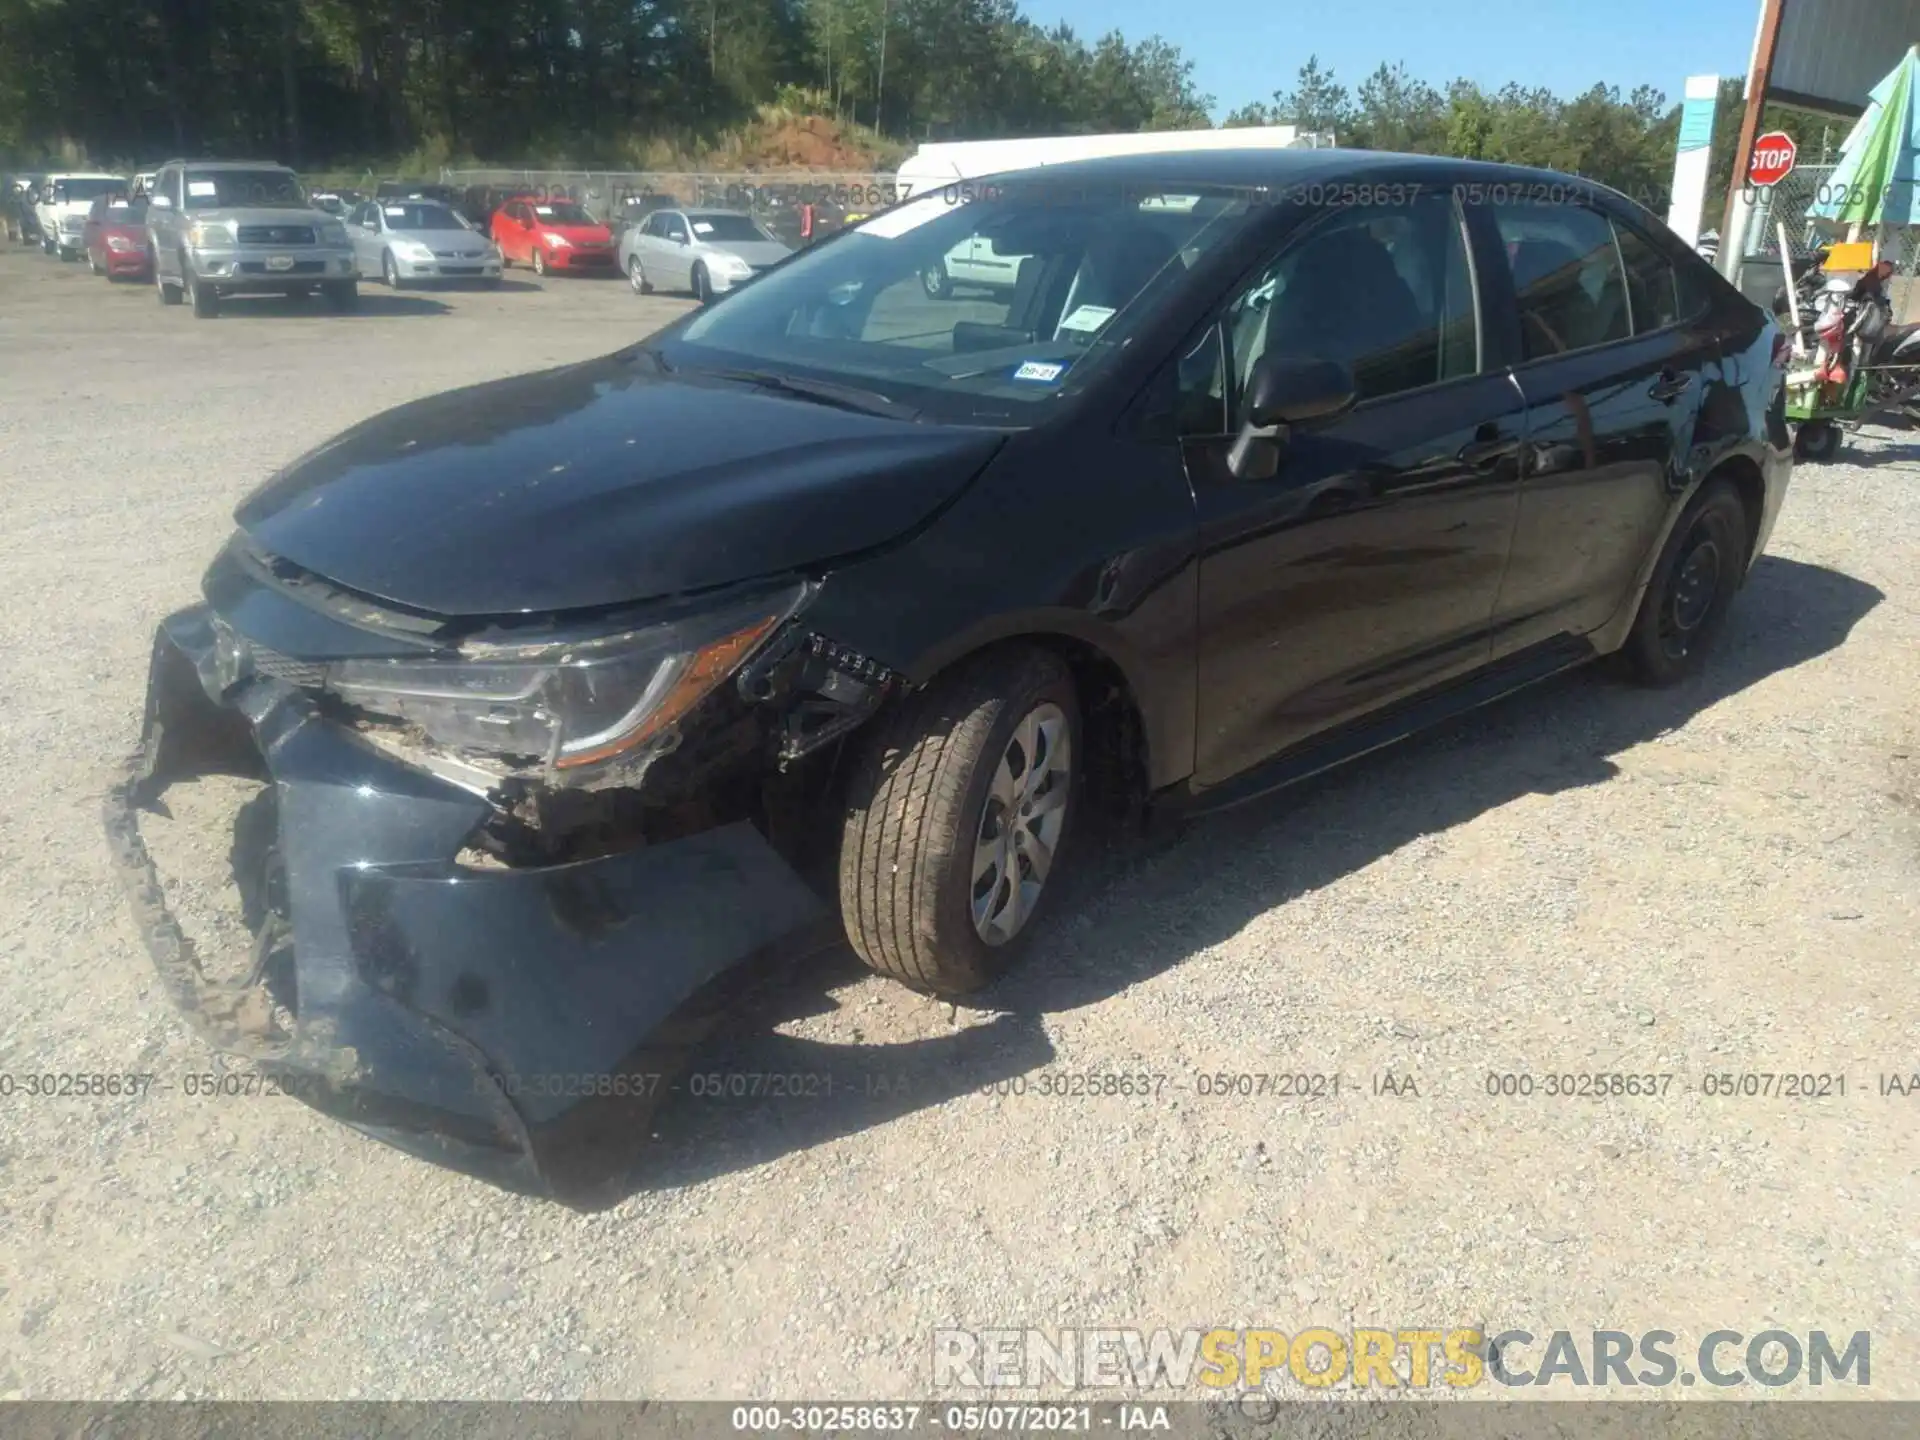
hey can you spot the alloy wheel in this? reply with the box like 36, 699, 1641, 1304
970, 702, 1072, 946
628, 256, 646, 293
533, 248, 547, 276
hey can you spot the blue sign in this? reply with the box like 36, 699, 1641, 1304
1678, 95, 1717, 153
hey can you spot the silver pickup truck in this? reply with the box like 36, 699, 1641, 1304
146, 159, 358, 317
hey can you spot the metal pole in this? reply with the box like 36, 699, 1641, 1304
1719, 0, 1785, 244
876, 0, 888, 131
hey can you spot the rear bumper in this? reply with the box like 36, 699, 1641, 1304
105, 606, 832, 1201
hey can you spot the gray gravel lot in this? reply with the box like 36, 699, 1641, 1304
1, 244, 1917, 1402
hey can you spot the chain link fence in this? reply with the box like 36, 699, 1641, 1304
438, 168, 901, 247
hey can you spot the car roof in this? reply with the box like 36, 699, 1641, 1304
964, 146, 1579, 193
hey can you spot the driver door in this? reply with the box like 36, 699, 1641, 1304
1184, 193, 1528, 786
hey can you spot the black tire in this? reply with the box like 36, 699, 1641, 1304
87, 249, 101, 275
1793, 420, 1841, 462
186, 261, 219, 318
156, 251, 182, 306
627, 255, 650, 294
921, 259, 952, 299
40, 235, 54, 255
691, 261, 710, 304
839, 646, 1080, 996
321, 281, 358, 313
1618, 479, 1747, 686
532, 247, 548, 277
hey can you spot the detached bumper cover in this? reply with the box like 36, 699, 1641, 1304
104, 605, 830, 1198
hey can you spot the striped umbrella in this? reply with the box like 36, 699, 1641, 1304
1806, 44, 1920, 227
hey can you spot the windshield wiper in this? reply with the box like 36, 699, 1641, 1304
700, 368, 919, 421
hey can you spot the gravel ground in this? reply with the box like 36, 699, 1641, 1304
1, 243, 1917, 1403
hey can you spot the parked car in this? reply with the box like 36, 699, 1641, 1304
375, 180, 462, 208
4, 175, 44, 244
107, 149, 1790, 1197
36, 173, 127, 259
82, 193, 152, 280
619, 207, 791, 301
492, 196, 617, 277
459, 184, 526, 237
347, 198, 502, 287
145, 159, 357, 317
309, 191, 350, 216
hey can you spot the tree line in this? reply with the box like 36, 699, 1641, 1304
0, 0, 1820, 210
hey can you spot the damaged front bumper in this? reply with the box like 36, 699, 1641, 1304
104, 605, 834, 1201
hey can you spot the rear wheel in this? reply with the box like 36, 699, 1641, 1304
921, 259, 952, 299
839, 646, 1080, 996
1793, 419, 1841, 462
1619, 479, 1747, 686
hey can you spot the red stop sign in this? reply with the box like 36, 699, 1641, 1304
1749, 131, 1798, 188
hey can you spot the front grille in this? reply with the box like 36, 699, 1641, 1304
439, 266, 483, 276
236, 224, 316, 246
569, 252, 615, 266
237, 260, 325, 275
249, 645, 326, 689
431, 250, 487, 260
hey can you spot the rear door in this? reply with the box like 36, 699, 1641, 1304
1474, 200, 1720, 651
1186, 191, 1527, 784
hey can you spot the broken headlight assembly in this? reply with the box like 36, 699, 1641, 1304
323, 581, 811, 782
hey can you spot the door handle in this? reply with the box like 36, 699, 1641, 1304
1457, 434, 1518, 467
1648, 370, 1694, 403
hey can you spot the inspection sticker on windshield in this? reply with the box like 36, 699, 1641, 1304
534, 205, 555, 216
187, 180, 218, 198
1013, 361, 1066, 383
1058, 304, 1116, 334
693, 221, 715, 235
384, 205, 409, 217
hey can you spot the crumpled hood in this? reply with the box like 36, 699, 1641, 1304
233, 354, 1006, 617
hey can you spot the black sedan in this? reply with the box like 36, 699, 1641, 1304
106, 149, 1792, 1199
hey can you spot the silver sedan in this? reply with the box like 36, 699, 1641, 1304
346, 199, 502, 287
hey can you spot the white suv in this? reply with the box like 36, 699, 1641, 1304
36, 173, 127, 260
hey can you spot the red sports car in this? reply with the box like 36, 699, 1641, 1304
492, 196, 617, 277
83, 193, 151, 280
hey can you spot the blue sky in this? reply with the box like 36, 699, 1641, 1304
1022, 0, 1763, 120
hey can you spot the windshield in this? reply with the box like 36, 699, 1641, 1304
185, 169, 304, 210
382, 203, 467, 231
688, 213, 775, 243
54, 177, 123, 203
531, 201, 595, 227
668, 183, 1255, 422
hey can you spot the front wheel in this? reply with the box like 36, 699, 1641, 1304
839, 646, 1080, 996
627, 255, 650, 294
87, 249, 101, 275
155, 252, 181, 305
921, 260, 952, 299
186, 263, 219, 318
1793, 419, 1841, 462
531, 248, 548, 277
382, 250, 405, 289
691, 262, 710, 304
1618, 479, 1747, 686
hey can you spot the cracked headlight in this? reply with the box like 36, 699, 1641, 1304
325, 583, 808, 776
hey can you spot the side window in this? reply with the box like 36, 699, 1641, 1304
1613, 220, 1680, 334
1489, 202, 1631, 360
666, 214, 688, 242
1673, 251, 1719, 323
1215, 194, 1479, 423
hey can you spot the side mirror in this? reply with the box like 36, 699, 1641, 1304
1243, 354, 1357, 429
1228, 354, 1356, 480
